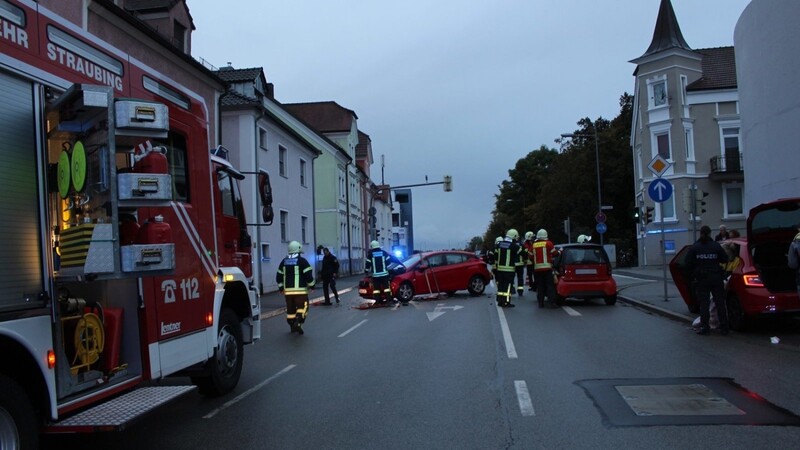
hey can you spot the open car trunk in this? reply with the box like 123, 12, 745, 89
748, 197, 800, 293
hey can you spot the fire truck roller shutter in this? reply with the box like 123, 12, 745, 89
0, 71, 45, 311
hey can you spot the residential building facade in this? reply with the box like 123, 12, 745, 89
215, 66, 321, 294
734, 0, 800, 209
630, 0, 745, 265
283, 102, 364, 275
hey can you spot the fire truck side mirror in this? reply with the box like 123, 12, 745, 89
258, 169, 274, 225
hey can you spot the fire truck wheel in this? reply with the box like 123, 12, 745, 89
0, 374, 39, 450
193, 308, 243, 397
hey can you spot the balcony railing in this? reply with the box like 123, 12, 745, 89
710, 154, 743, 173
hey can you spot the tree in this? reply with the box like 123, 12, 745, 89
465, 236, 483, 252
484, 93, 636, 254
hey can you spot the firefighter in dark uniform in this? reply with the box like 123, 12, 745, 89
495, 229, 523, 307
686, 225, 729, 335
512, 230, 526, 297
366, 240, 401, 304
523, 231, 536, 291
276, 241, 315, 334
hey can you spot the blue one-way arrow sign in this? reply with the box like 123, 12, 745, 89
648, 178, 673, 203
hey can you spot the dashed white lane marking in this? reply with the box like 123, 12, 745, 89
203, 364, 295, 419
338, 319, 368, 337
562, 306, 581, 316
496, 306, 518, 359
515, 380, 535, 416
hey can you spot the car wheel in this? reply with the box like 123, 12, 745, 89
397, 282, 415, 303
726, 294, 747, 331
604, 294, 617, 306
467, 276, 486, 296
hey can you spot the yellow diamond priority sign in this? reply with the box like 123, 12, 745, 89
647, 154, 671, 177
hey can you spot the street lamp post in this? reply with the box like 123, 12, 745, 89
561, 129, 603, 246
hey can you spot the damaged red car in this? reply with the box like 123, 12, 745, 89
358, 250, 492, 303
669, 198, 800, 330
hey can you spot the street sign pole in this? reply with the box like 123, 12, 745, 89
660, 202, 668, 302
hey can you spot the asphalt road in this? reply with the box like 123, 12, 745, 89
44, 274, 800, 449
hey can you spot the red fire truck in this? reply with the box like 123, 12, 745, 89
0, 1, 268, 447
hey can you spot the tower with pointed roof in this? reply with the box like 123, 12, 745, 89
630, 0, 745, 265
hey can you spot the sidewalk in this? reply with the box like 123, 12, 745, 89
614, 265, 693, 324
259, 274, 365, 319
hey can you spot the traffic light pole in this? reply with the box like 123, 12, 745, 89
659, 201, 668, 302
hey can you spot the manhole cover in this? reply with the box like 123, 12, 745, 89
576, 378, 800, 427
616, 384, 744, 416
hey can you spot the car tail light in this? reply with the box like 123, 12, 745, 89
743, 273, 764, 287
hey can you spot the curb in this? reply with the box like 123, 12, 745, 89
259, 286, 356, 320
618, 295, 693, 324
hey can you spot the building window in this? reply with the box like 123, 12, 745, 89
656, 132, 671, 160
680, 75, 688, 106
300, 159, 307, 187
173, 20, 187, 52
659, 197, 676, 221
648, 76, 668, 109
279, 145, 287, 177
259, 128, 267, 150
280, 210, 288, 242
301, 216, 308, 243
684, 127, 694, 160
721, 127, 741, 171
724, 184, 744, 216
260, 243, 270, 261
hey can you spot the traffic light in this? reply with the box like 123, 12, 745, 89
633, 207, 641, 223
644, 206, 655, 224
682, 187, 693, 213
695, 189, 708, 214
443, 175, 453, 192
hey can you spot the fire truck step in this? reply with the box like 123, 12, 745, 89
47, 385, 197, 432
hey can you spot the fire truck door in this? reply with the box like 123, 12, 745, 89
214, 166, 252, 278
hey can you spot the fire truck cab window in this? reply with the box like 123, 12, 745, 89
217, 170, 236, 217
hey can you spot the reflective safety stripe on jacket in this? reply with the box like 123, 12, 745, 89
532, 240, 554, 271
495, 240, 521, 272
367, 249, 390, 277
277, 255, 315, 295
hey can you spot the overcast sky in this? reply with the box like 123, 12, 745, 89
188, 0, 751, 251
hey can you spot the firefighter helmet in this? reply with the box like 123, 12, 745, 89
370, 240, 380, 249
536, 229, 548, 240
577, 234, 592, 243
495, 236, 503, 244
506, 229, 519, 240
288, 241, 302, 253
524, 231, 534, 240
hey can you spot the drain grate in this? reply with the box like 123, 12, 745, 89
576, 378, 800, 427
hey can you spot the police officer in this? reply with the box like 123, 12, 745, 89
686, 225, 729, 335
276, 241, 315, 334
495, 229, 523, 307
365, 240, 401, 304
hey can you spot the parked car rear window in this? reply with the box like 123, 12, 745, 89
562, 248, 607, 265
